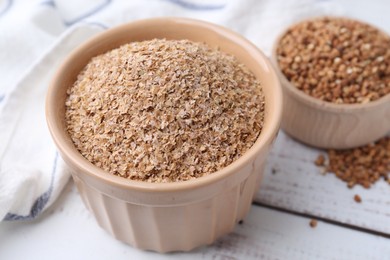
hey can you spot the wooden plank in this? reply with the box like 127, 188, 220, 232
1, 181, 389, 259
255, 130, 390, 235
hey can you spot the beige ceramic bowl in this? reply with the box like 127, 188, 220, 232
46, 18, 282, 252
272, 17, 390, 149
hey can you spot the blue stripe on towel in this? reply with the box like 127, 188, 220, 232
81, 21, 109, 30
40, 0, 55, 7
0, 0, 13, 17
162, 0, 225, 10
3, 152, 59, 221
41, 0, 111, 26
0, 95, 5, 103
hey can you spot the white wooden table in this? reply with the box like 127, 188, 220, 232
2, 129, 390, 260
1, 0, 390, 259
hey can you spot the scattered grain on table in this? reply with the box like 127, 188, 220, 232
314, 154, 325, 166
277, 17, 390, 104
309, 219, 318, 228
354, 194, 362, 203
315, 136, 390, 188
65, 39, 265, 183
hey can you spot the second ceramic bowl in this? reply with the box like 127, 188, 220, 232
271, 17, 390, 149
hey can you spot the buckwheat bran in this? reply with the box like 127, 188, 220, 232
65, 39, 265, 183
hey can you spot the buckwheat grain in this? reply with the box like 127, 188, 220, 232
315, 137, 390, 188
277, 17, 390, 104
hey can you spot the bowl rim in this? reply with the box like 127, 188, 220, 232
46, 17, 282, 193
271, 15, 390, 112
